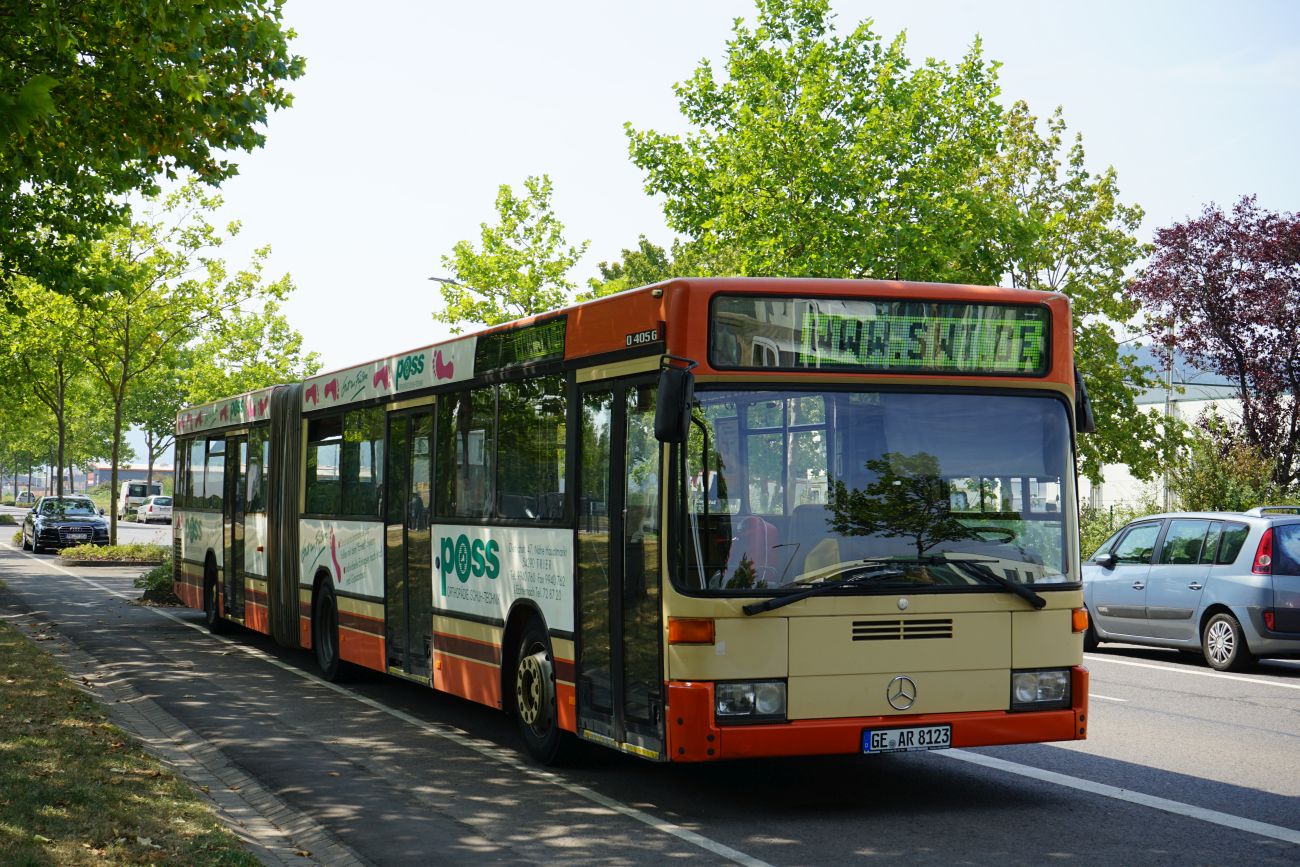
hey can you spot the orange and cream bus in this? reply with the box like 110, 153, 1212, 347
173, 277, 1094, 763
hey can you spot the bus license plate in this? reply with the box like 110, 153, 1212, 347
863, 725, 952, 754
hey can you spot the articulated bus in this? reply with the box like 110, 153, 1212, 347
173, 277, 1094, 764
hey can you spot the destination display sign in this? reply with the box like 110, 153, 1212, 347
711, 296, 1050, 376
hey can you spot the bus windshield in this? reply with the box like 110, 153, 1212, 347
677, 388, 1076, 595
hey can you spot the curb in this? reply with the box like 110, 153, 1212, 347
58, 559, 163, 567
0, 593, 369, 867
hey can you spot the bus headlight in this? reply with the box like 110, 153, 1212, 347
1010, 669, 1071, 710
715, 680, 787, 723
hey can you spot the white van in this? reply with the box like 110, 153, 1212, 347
117, 480, 163, 521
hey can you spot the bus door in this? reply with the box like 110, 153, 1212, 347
576, 379, 665, 759
385, 410, 434, 679
223, 435, 247, 621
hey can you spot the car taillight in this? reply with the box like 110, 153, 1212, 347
1264, 610, 1275, 630
1252, 528, 1273, 575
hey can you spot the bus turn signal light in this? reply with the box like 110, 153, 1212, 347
1072, 608, 1089, 633
668, 618, 715, 645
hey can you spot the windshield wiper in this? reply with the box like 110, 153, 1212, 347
742, 566, 906, 616
945, 558, 1046, 609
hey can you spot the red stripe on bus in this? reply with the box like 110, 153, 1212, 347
434, 653, 501, 709
432, 632, 501, 666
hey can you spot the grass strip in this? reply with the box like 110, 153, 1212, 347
0, 621, 259, 865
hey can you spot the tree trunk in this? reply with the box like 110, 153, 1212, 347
109, 397, 124, 545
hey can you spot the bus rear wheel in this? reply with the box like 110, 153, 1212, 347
313, 585, 343, 682
512, 618, 577, 765
203, 571, 230, 634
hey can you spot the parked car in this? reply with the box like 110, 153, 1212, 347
22, 496, 110, 554
137, 495, 172, 524
117, 480, 163, 521
15, 490, 35, 507
1083, 506, 1300, 671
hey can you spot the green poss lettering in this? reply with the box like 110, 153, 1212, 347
471, 538, 486, 577
486, 539, 501, 579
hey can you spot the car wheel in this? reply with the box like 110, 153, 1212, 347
22, 530, 31, 551
1202, 612, 1255, 672
313, 585, 346, 681
1083, 618, 1100, 653
32, 532, 44, 555
512, 618, 578, 765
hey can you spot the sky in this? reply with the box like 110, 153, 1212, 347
129, 0, 1300, 464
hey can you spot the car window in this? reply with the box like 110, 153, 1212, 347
1216, 522, 1250, 565
1091, 528, 1124, 560
1274, 524, 1300, 576
154, 496, 172, 506
1113, 522, 1161, 564
1199, 522, 1223, 564
1159, 519, 1211, 564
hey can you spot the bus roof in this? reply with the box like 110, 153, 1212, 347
178, 278, 1073, 429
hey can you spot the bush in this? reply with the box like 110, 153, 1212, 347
10, 530, 20, 546
134, 557, 174, 593
58, 543, 167, 563
0, 515, 14, 526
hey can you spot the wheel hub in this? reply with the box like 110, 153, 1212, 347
516, 650, 553, 730
1207, 621, 1233, 663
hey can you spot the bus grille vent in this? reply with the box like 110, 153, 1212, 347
851, 619, 953, 641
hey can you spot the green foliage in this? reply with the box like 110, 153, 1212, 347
0, 514, 15, 525
625, 0, 1158, 483
59, 543, 167, 563
1168, 408, 1292, 511
1, 0, 305, 299
581, 236, 742, 300
134, 557, 175, 593
434, 175, 589, 331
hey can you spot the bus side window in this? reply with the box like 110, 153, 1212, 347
305, 415, 343, 515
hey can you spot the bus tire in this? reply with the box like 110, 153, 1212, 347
313, 583, 344, 682
203, 565, 231, 634
512, 617, 578, 765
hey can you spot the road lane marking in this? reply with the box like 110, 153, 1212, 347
1085, 653, 1300, 691
941, 749, 1300, 845
2, 547, 775, 867
1089, 693, 1127, 702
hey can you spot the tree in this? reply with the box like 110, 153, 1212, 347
81, 181, 296, 542
1168, 407, 1288, 511
1, 0, 305, 299
1130, 196, 1300, 489
625, 0, 1159, 483
434, 175, 588, 331
1, 278, 96, 496
581, 236, 742, 300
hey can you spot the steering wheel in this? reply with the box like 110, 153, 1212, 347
970, 526, 1017, 543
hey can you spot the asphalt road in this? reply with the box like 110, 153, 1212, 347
0, 537, 1296, 866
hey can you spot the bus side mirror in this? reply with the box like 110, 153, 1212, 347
1074, 366, 1096, 434
655, 357, 697, 444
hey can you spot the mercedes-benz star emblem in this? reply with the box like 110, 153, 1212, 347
886, 675, 917, 711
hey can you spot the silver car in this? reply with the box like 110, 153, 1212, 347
1082, 506, 1300, 671
137, 494, 173, 524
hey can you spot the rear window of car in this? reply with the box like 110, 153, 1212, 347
1274, 524, 1300, 576
154, 497, 172, 506
1215, 522, 1250, 565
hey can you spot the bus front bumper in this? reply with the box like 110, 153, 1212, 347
665, 666, 1088, 762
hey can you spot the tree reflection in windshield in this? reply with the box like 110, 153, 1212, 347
827, 452, 989, 560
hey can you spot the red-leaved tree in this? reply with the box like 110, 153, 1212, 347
1129, 196, 1300, 488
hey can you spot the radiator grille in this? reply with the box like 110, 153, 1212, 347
851, 618, 953, 641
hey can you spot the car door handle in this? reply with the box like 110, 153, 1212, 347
1131, 581, 1145, 590
1188, 582, 1203, 591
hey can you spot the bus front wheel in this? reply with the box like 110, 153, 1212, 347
512, 618, 577, 765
